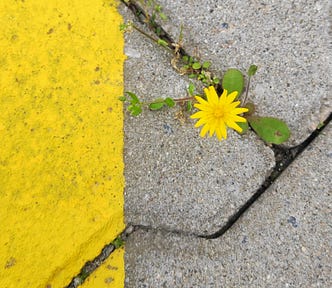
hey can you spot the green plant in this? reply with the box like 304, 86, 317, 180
119, 4, 291, 144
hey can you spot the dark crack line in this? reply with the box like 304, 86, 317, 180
121, 0, 332, 240
121, 0, 189, 57
66, 232, 127, 288
128, 223, 201, 238
201, 112, 332, 239
66, 243, 116, 288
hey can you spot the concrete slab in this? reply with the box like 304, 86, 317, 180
120, 3, 275, 236
124, 123, 331, 287
157, 0, 331, 146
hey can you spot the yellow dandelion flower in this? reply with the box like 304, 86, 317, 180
191, 86, 249, 140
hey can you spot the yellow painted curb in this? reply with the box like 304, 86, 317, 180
0, 1, 125, 287
82, 247, 124, 287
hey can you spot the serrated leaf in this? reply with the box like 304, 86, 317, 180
248, 116, 290, 144
188, 73, 197, 79
164, 97, 175, 107
248, 65, 258, 76
202, 61, 211, 69
236, 121, 249, 135
125, 91, 140, 104
192, 62, 201, 70
149, 102, 165, 110
222, 68, 244, 97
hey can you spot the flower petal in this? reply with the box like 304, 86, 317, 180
194, 96, 208, 105
205, 86, 219, 105
190, 111, 207, 119
216, 120, 227, 140
219, 89, 228, 103
228, 115, 247, 123
199, 124, 210, 138
233, 107, 249, 114
226, 120, 243, 132
226, 91, 238, 104
194, 117, 209, 128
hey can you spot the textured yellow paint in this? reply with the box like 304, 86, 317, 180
0, 1, 125, 287
82, 247, 124, 287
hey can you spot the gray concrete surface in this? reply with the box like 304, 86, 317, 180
158, 0, 331, 146
119, 0, 332, 287
120, 2, 275, 236
124, 123, 331, 288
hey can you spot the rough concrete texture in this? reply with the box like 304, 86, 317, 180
124, 123, 331, 287
120, 3, 275, 235
158, 0, 331, 145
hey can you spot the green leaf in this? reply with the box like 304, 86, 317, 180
119, 23, 126, 31
188, 73, 197, 79
125, 91, 140, 104
244, 102, 256, 115
128, 104, 142, 116
202, 61, 211, 69
149, 101, 165, 110
197, 74, 205, 81
222, 68, 244, 97
248, 65, 258, 76
159, 12, 167, 20
213, 77, 220, 84
155, 27, 161, 36
236, 121, 249, 135
118, 96, 127, 102
182, 55, 189, 63
112, 237, 124, 249
186, 100, 193, 111
248, 116, 291, 144
157, 39, 168, 47
192, 62, 201, 70
164, 97, 175, 107
188, 82, 195, 95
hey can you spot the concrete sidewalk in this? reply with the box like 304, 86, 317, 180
120, 0, 331, 287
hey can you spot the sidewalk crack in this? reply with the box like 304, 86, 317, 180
121, 0, 331, 240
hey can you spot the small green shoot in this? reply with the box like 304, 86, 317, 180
112, 236, 124, 249
118, 6, 291, 144
248, 65, 258, 76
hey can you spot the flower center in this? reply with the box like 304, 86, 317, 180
214, 107, 225, 118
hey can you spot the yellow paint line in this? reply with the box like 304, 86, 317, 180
0, 1, 125, 287
82, 247, 125, 287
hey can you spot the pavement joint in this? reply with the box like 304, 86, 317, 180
203, 112, 331, 239
118, 113, 330, 242
120, 0, 332, 239
121, 1, 331, 286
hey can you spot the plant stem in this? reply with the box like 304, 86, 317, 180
131, 24, 173, 53
173, 96, 195, 103
242, 76, 251, 105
